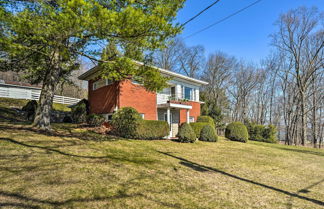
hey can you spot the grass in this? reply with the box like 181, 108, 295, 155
0, 98, 71, 112
0, 122, 323, 209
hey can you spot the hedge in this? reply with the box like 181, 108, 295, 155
225, 122, 249, 143
135, 120, 169, 140
22, 100, 38, 121
71, 99, 89, 123
177, 123, 196, 143
111, 107, 142, 138
87, 114, 105, 127
190, 122, 209, 139
262, 125, 278, 143
246, 122, 278, 143
197, 116, 214, 126
200, 124, 218, 142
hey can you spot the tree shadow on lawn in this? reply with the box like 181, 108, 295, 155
0, 174, 182, 209
286, 178, 324, 209
0, 137, 157, 165
158, 151, 324, 207
0, 189, 139, 209
250, 142, 324, 157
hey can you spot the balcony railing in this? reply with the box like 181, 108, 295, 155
157, 94, 191, 105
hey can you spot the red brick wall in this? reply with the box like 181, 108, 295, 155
179, 101, 201, 124
88, 79, 119, 114
118, 80, 157, 120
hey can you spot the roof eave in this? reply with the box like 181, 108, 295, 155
78, 60, 209, 86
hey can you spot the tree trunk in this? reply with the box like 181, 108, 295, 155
300, 91, 307, 146
33, 59, 61, 131
311, 76, 317, 148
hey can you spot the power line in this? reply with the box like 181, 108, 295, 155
181, 0, 221, 26
184, 0, 263, 39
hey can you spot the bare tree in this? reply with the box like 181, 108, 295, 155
154, 38, 205, 78
153, 38, 183, 71
271, 7, 324, 145
228, 63, 262, 122
201, 52, 236, 108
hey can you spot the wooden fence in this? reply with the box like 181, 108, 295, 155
0, 83, 81, 105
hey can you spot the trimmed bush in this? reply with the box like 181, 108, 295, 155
225, 122, 249, 143
200, 124, 218, 142
71, 99, 89, 123
135, 120, 169, 140
190, 122, 209, 138
111, 107, 142, 138
177, 123, 196, 143
197, 116, 214, 126
22, 100, 38, 121
87, 114, 105, 127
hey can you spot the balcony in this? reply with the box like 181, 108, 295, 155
157, 94, 193, 107
157, 84, 199, 105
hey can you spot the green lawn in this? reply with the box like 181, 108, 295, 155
0, 122, 323, 209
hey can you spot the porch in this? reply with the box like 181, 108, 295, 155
157, 102, 192, 138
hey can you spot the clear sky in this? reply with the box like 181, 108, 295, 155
176, 0, 324, 63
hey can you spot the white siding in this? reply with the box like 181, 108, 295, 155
157, 79, 201, 104
195, 88, 199, 102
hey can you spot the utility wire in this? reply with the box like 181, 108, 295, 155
181, 0, 221, 26
184, 0, 263, 39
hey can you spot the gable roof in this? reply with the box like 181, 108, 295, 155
78, 60, 208, 86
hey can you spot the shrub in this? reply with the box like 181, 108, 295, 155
246, 121, 278, 143
135, 120, 169, 140
22, 100, 38, 121
71, 99, 89, 123
225, 122, 248, 143
87, 114, 105, 127
250, 124, 264, 141
190, 122, 209, 138
111, 107, 142, 138
200, 124, 218, 142
177, 123, 196, 143
262, 125, 278, 143
197, 116, 214, 126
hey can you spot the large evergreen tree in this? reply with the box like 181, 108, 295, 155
0, 0, 184, 130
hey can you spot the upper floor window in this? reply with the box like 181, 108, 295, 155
93, 79, 112, 90
184, 87, 193, 100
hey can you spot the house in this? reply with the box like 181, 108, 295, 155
78, 61, 208, 138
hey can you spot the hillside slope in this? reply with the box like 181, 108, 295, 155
0, 122, 323, 209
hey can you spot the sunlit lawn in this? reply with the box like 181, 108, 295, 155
0, 122, 323, 209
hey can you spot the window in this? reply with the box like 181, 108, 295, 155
184, 87, 193, 100
140, 113, 145, 119
171, 86, 176, 99
164, 113, 168, 121
103, 113, 113, 121
93, 79, 112, 90
189, 116, 195, 123
132, 80, 141, 85
106, 79, 113, 85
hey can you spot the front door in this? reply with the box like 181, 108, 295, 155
170, 111, 179, 137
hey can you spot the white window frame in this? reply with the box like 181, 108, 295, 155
93, 79, 113, 91
140, 113, 145, 119
103, 113, 113, 121
189, 116, 195, 123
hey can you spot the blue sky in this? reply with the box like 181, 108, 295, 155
176, 0, 324, 62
